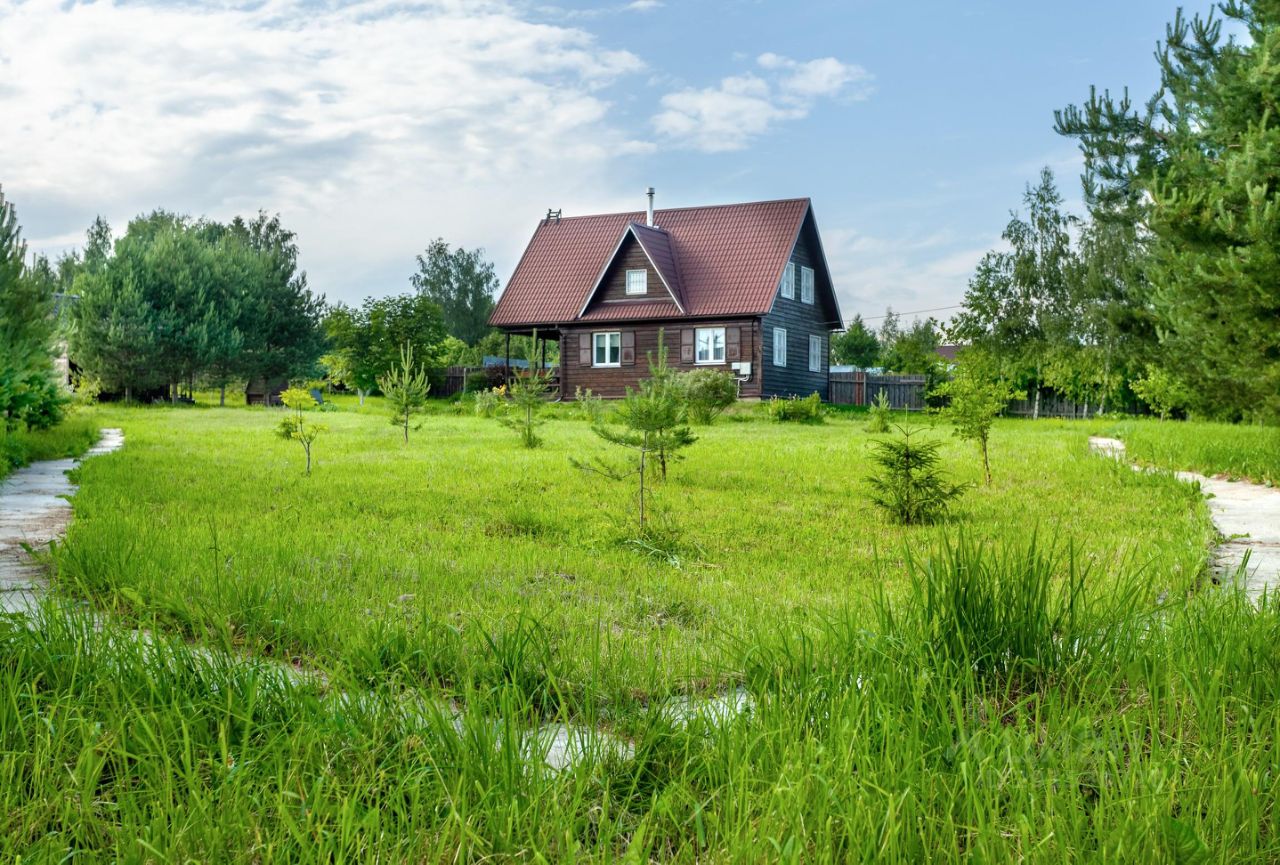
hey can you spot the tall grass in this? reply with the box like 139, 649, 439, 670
0, 414, 99, 478
1109, 416, 1280, 484
7, 536, 1280, 860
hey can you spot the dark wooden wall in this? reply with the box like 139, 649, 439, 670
582, 235, 680, 314
760, 227, 834, 400
559, 319, 762, 399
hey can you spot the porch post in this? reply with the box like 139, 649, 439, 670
504, 332, 511, 386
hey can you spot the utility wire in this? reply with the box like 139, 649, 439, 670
853, 304, 964, 323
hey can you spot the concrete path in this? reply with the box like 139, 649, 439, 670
1089, 435, 1280, 600
0, 429, 124, 615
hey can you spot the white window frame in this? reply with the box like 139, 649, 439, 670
593, 331, 621, 367
809, 334, 823, 372
625, 269, 647, 296
800, 266, 815, 304
695, 327, 726, 365
773, 327, 787, 367
779, 261, 795, 299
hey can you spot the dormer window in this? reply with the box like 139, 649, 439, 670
779, 262, 795, 299
625, 269, 647, 295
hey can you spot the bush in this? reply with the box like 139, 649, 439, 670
767, 392, 824, 423
573, 386, 607, 423
678, 369, 738, 425
474, 387, 504, 419
866, 424, 968, 524
20, 379, 68, 431
465, 371, 493, 393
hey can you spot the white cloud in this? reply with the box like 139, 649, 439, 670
0, 0, 648, 302
822, 226, 997, 327
653, 53, 872, 152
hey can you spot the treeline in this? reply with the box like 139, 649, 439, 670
0, 186, 63, 433
954, 0, 1279, 422
64, 211, 324, 403
45, 203, 509, 405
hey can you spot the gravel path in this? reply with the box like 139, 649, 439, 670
1089, 435, 1280, 600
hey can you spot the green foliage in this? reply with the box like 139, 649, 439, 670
276, 387, 325, 474
676, 368, 738, 425
377, 343, 431, 443
66, 210, 323, 402
867, 390, 892, 433
866, 424, 968, 524
1130, 365, 1193, 421
473, 387, 503, 418
410, 238, 500, 345
324, 294, 446, 403
831, 313, 880, 367
1056, 2, 1280, 421
573, 386, 607, 423
767, 392, 824, 423
934, 361, 1018, 484
0, 186, 60, 432
878, 310, 943, 376
497, 367, 550, 449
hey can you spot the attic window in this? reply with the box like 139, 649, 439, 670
779, 262, 795, 299
625, 269, 647, 295
801, 266, 815, 304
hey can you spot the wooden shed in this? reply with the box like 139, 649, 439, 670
245, 377, 289, 406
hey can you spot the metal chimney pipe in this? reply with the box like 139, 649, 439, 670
646, 187, 655, 227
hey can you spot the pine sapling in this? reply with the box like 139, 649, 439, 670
499, 368, 550, 448
377, 342, 431, 444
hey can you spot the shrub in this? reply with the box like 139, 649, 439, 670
19, 378, 68, 431
867, 390, 892, 433
465, 370, 493, 393
573, 386, 607, 423
866, 424, 968, 524
767, 392, 824, 423
474, 387, 504, 418
678, 368, 738, 425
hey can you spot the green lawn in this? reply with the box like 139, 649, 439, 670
10, 400, 1279, 861
0, 414, 99, 479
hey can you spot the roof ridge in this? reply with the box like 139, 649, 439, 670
536, 196, 810, 226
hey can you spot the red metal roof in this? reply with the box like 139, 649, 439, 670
490, 198, 812, 327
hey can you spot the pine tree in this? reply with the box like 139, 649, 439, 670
378, 342, 432, 444
0, 186, 58, 431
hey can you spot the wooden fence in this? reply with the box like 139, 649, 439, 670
829, 372, 928, 410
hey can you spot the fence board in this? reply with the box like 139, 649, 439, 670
829, 372, 927, 410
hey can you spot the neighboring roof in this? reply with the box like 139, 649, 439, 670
936, 344, 961, 362
490, 197, 830, 327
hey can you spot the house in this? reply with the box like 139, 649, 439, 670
488, 192, 842, 400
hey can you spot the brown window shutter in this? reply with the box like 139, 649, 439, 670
578, 333, 591, 366
621, 331, 636, 366
726, 326, 741, 361
679, 328, 694, 363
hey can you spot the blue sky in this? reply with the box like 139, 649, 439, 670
1, 0, 1206, 326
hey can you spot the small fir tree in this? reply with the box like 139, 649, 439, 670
866, 424, 968, 525
867, 390, 893, 433
377, 342, 431, 444
277, 387, 326, 475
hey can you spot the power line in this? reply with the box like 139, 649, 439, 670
853, 304, 964, 324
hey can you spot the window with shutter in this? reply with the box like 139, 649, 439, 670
773, 328, 787, 367
680, 328, 695, 363
801, 266, 815, 304
695, 327, 726, 364
593, 332, 621, 367
779, 262, 795, 299
725, 326, 741, 361
578, 333, 591, 366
